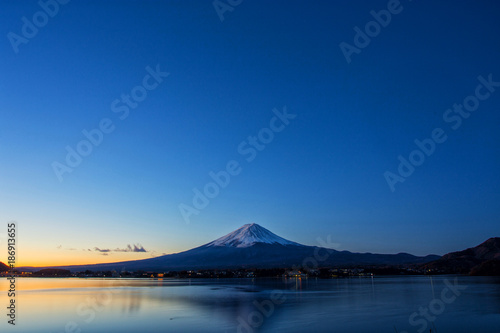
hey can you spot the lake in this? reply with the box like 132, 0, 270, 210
1, 276, 499, 332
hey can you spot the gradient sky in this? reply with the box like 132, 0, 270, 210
1, 0, 499, 266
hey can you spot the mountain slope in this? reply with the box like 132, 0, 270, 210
20, 224, 440, 272
0, 261, 9, 272
422, 237, 500, 275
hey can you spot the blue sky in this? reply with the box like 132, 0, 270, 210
1, 0, 499, 265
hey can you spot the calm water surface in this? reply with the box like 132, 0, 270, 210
1, 276, 499, 332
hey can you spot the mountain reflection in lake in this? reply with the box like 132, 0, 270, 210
0, 276, 499, 332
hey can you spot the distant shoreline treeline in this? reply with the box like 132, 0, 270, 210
6, 264, 499, 278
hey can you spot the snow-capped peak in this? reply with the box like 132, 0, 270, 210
205, 223, 302, 248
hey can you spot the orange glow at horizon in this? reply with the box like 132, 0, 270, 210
4, 248, 175, 268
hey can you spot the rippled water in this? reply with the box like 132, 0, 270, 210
1, 276, 499, 332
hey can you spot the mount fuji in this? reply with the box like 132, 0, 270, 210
23, 224, 440, 272
205, 223, 302, 248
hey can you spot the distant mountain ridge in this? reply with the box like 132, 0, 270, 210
422, 237, 500, 275
20, 224, 440, 272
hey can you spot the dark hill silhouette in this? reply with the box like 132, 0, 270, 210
0, 261, 9, 271
423, 237, 500, 275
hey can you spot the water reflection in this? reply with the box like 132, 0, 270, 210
0, 276, 499, 332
